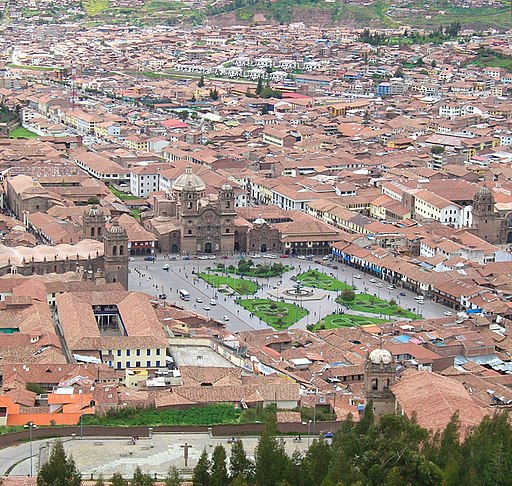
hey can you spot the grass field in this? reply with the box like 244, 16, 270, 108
83, 403, 242, 426
293, 270, 351, 291
198, 273, 259, 295
238, 298, 308, 330
9, 127, 38, 138
312, 313, 388, 331
83, 0, 110, 16
337, 293, 419, 319
109, 186, 141, 201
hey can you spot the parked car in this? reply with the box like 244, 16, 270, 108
196, 297, 203, 303
280, 254, 289, 258
297, 255, 306, 260
221, 255, 229, 259
162, 264, 170, 271
399, 292, 406, 297
369, 278, 376, 283
209, 299, 217, 306
223, 316, 230, 321
144, 256, 155, 262
354, 274, 362, 279
158, 294, 167, 300
183, 256, 191, 260
444, 311, 454, 316
387, 285, 395, 290
203, 305, 211, 311
375, 283, 383, 288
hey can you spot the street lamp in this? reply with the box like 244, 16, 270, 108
24, 422, 36, 476
307, 419, 312, 447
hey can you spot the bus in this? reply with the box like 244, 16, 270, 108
178, 289, 190, 301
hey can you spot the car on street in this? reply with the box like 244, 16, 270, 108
369, 278, 376, 283
203, 305, 211, 311
162, 264, 169, 271
444, 311, 454, 316
207, 255, 216, 259
253, 253, 261, 258
414, 295, 425, 301
280, 254, 289, 258
144, 256, 155, 262
183, 256, 191, 260
399, 292, 406, 297
354, 274, 362, 279
297, 255, 306, 260
158, 294, 167, 300
387, 285, 395, 290
375, 283, 383, 288
129, 257, 135, 262
221, 255, 229, 259
196, 297, 203, 303
199, 255, 208, 260
223, 316, 230, 321
209, 299, 217, 306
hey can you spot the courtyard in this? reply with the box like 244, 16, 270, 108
198, 272, 259, 295
311, 313, 388, 331
293, 269, 351, 291
237, 298, 308, 330
337, 293, 420, 319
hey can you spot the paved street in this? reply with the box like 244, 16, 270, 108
128, 255, 450, 332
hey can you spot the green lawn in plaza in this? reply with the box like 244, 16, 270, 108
198, 273, 259, 295
293, 269, 352, 291
311, 313, 388, 331
337, 293, 419, 319
238, 298, 308, 330
9, 127, 38, 138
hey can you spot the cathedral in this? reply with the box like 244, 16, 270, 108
145, 166, 237, 255
471, 186, 512, 244
0, 206, 129, 288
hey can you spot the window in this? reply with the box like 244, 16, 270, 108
188, 229, 192, 235
126, 361, 130, 368
120, 245, 124, 256
117, 362, 121, 369
147, 349, 151, 356
91, 227, 95, 237
156, 361, 160, 367
113, 246, 117, 256
156, 349, 161, 355
117, 350, 121, 357
126, 349, 130, 356
136, 349, 141, 356
136, 361, 141, 367
147, 360, 151, 367
226, 228, 230, 234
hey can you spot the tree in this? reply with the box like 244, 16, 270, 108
229, 439, 253, 482
198, 74, 205, 88
254, 414, 289, 486
340, 289, 356, 301
210, 445, 228, 486
87, 196, 100, 205
193, 449, 211, 486
209, 88, 219, 101
95, 475, 106, 486
110, 473, 128, 486
255, 76, 264, 96
132, 466, 153, 486
163, 466, 182, 486
37, 440, 81, 486
431, 145, 445, 155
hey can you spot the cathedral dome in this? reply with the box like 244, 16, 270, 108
369, 348, 393, 365
173, 165, 206, 192
221, 183, 232, 191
